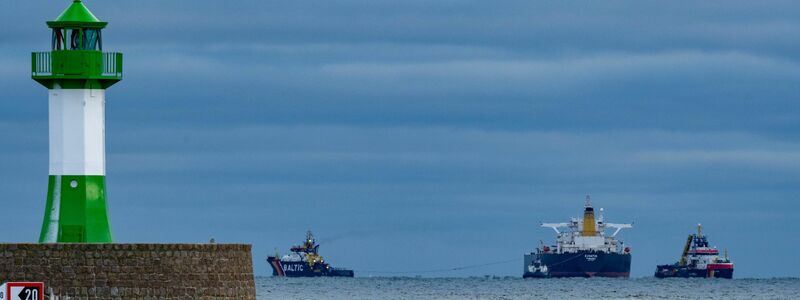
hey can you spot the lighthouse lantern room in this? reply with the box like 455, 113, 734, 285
32, 0, 122, 243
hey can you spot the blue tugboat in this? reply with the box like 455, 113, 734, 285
267, 231, 354, 277
525, 196, 633, 278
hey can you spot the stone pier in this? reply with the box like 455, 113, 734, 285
0, 243, 256, 300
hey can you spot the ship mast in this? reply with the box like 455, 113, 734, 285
306, 230, 314, 245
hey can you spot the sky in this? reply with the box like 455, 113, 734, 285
0, 1, 798, 278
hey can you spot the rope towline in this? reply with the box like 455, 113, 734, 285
359, 258, 521, 275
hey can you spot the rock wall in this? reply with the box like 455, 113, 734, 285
0, 243, 256, 300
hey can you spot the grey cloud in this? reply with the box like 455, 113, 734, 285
1, 0, 799, 278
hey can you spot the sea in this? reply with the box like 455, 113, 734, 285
255, 276, 800, 299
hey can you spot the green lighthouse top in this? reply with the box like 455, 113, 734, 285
47, 0, 107, 29
32, 0, 122, 89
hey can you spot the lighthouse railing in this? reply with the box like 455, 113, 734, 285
32, 51, 122, 79
102, 52, 123, 77
31, 52, 52, 76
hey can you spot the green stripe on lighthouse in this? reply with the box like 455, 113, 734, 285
39, 176, 112, 243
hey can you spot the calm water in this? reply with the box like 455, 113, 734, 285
256, 276, 800, 299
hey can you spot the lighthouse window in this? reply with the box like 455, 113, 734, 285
83, 29, 102, 51
69, 29, 81, 50
52, 29, 64, 50
58, 29, 102, 51
52, 29, 65, 50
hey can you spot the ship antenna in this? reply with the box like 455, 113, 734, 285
598, 207, 604, 223
697, 223, 702, 236
585, 195, 592, 207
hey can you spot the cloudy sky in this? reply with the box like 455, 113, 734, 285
1, 1, 798, 277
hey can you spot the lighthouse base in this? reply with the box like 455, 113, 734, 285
39, 175, 112, 243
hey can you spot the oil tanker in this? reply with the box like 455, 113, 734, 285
524, 196, 633, 278
267, 231, 354, 277
654, 224, 733, 278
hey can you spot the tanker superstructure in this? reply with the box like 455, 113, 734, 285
654, 224, 733, 278
524, 196, 632, 278
267, 231, 354, 277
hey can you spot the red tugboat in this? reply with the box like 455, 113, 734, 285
655, 224, 734, 279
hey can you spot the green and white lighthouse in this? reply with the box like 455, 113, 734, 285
32, 0, 122, 243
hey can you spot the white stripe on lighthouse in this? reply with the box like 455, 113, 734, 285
43, 175, 61, 243
48, 88, 106, 176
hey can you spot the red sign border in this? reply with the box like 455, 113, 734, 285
5, 282, 44, 300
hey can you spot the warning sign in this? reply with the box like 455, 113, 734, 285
0, 283, 44, 300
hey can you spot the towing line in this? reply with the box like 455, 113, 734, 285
358, 258, 521, 275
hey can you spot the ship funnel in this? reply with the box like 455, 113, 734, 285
582, 195, 597, 236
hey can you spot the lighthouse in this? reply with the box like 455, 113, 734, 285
32, 0, 122, 243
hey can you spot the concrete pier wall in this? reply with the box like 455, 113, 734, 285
0, 243, 256, 300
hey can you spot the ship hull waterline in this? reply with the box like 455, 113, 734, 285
267, 257, 354, 278
524, 251, 631, 278
655, 265, 733, 279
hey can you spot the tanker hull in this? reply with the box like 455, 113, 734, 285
525, 251, 631, 278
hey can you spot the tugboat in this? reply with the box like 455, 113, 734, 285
524, 196, 633, 278
267, 231, 354, 277
655, 224, 733, 279
525, 256, 550, 278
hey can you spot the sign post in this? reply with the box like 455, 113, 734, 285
0, 283, 44, 300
